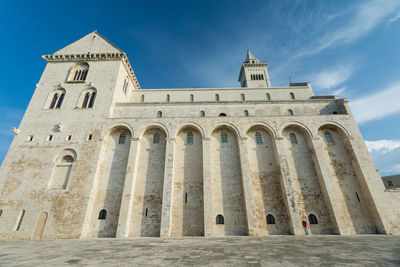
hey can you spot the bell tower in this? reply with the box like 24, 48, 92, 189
238, 49, 271, 88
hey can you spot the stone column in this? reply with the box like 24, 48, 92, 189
160, 138, 175, 237
238, 137, 259, 236
310, 137, 353, 235
116, 137, 140, 238
273, 137, 303, 235
202, 138, 214, 237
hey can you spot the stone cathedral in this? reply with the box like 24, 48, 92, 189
0, 32, 399, 240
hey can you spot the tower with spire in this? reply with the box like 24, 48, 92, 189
238, 49, 271, 88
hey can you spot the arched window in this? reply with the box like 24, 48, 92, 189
187, 132, 194, 145
68, 62, 89, 82
123, 78, 129, 94
216, 214, 224, 224
98, 209, 107, 220
221, 132, 228, 143
157, 111, 162, 118
153, 133, 160, 144
255, 132, 263, 145
290, 132, 298, 144
324, 131, 334, 144
215, 94, 220, 101
49, 149, 76, 190
166, 94, 170, 102
190, 94, 194, 102
47, 88, 66, 109
308, 214, 318, 224
200, 111, 205, 117
219, 113, 227, 117
119, 134, 126, 144
244, 110, 249, 116
266, 214, 275, 224
79, 88, 96, 108
288, 109, 294, 116
140, 95, 145, 102
261, 74, 264, 80
290, 92, 295, 100
241, 93, 245, 101
266, 93, 271, 101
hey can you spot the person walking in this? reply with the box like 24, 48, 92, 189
302, 220, 309, 235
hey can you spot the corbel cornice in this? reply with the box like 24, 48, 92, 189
42, 52, 141, 89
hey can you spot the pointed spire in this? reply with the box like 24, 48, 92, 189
245, 49, 260, 63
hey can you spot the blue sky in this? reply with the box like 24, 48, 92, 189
0, 0, 400, 175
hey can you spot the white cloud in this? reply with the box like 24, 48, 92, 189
312, 66, 353, 90
333, 86, 347, 96
350, 81, 400, 124
365, 139, 400, 154
388, 13, 400, 23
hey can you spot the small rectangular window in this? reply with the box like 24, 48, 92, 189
388, 181, 393, 187
355, 192, 360, 202
26, 135, 34, 142
87, 134, 93, 141
66, 135, 72, 141
185, 192, 188, 203
15, 209, 25, 231
46, 135, 53, 141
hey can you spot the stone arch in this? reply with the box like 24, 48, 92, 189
318, 121, 351, 138
245, 125, 290, 235
67, 61, 89, 82
86, 125, 132, 238
102, 123, 134, 140
210, 125, 248, 236
174, 122, 205, 139
282, 124, 336, 234
49, 149, 77, 189
170, 125, 204, 236
138, 123, 169, 139
280, 121, 313, 138
131, 125, 168, 237
246, 122, 277, 138
208, 122, 242, 139
318, 123, 376, 234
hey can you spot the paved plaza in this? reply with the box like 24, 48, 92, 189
0, 236, 400, 266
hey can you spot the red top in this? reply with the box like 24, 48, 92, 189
302, 220, 307, 227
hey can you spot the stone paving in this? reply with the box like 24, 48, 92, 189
0, 236, 400, 266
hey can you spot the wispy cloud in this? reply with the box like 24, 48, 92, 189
350, 81, 400, 124
312, 65, 353, 90
333, 86, 347, 96
388, 13, 400, 24
365, 139, 400, 154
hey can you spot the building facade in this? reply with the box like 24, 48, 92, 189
0, 32, 399, 240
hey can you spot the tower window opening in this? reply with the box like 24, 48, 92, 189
388, 181, 394, 187
221, 132, 228, 143
15, 209, 25, 231
157, 111, 162, 118
47, 135, 53, 141
185, 192, 188, 203
145, 208, 148, 217
200, 111, 205, 117
241, 93, 245, 101
266, 93, 271, 101
140, 95, 145, 102
190, 94, 194, 102
289, 132, 298, 144
166, 94, 170, 102
255, 132, 263, 145
244, 110, 249, 116
288, 109, 294, 116
356, 192, 360, 202
87, 134, 93, 141
290, 92, 295, 100
266, 214, 275, 224
216, 214, 224, 224
123, 78, 129, 94
218, 113, 227, 117
66, 135, 72, 141
215, 94, 220, 101
88, 92, 96, 108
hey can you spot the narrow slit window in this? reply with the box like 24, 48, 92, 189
47, 135, 53, 141
145, 208, 148, 217
140, 95, 145, 102
153, 133, 160, 144
215, 94, 220, 101
185, 192, 188, 204
221, 132, 228, 143
290, 92, 295, 100
324, 131, 334, 144
356, 192, 360, 202
266, 93, 271, 101
241, 94, 245, 101
190, 94, 194, 102
87, 134, 93, 141
15, 209, 25, 231
255, 132, 263, 145
200, 111, 205, 117
66, 135, 72, 141
0, 209, 2, 217
289, 133, 298, 144
166, 94, 170, 102
157, 111, 162, 118
27, 135, 34, 142
288, 109, 294, 116
119, 134, 126, 144
244, 110, 249, 117
266, 214, 275, 224
187, 132, 194, 145
216, 214, 224, 224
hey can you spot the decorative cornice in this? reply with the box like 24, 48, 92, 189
42, 52, 141, 89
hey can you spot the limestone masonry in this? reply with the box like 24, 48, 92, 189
0, 32, 399, 240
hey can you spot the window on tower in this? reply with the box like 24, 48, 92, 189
47, 88, 66, 110
78, 88, 97, 109
67, 62, 89, 82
